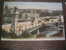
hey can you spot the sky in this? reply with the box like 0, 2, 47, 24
4, 2, 63, 10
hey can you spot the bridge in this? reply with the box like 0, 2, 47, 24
23, 24, 42, 34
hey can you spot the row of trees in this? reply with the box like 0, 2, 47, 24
4, 6, 63, 18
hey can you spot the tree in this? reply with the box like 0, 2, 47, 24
19, 12, 22, 19
11, 7, 18, 34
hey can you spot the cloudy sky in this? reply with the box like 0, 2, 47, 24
4, 2, 63, 10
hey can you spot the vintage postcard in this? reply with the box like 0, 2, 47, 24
1, 2, 65, 41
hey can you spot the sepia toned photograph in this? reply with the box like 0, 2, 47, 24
1, 2, 65, 40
